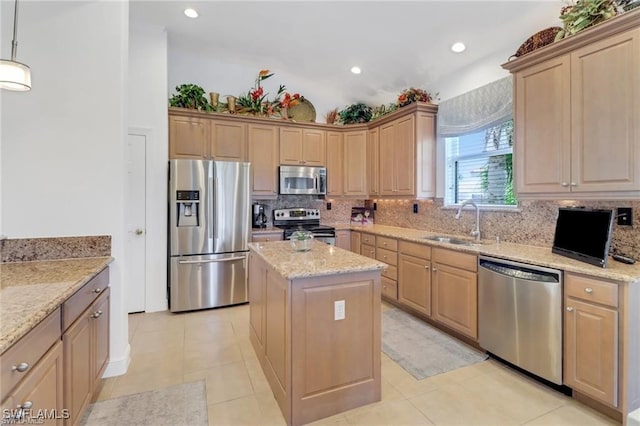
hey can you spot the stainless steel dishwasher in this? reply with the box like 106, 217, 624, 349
478, 256, 563, 385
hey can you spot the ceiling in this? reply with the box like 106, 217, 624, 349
133, 1, 565, 104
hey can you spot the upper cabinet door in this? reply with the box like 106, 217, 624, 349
210, 119, 247, 161
367, 127, 380, 197
169, 115, 209, 159
394, 115, 416, 195
249, 124, 279, 199
514, 55, 571, 195
570, 28, 640, 193
343, 130, 367, 196
279, 127, 304, 165
301, 129, 326, 166
326, 131, 344, 196
379, 122, 396, 195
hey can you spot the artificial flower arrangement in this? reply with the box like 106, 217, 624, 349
236, 69, 301, 117
397, 87, 439, 107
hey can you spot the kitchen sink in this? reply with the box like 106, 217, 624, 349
422, 235, 481, 246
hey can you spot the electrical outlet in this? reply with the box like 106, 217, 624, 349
413, 203, 418, 214
327, 202, 332, 210
334, 300, 345, 321
617, 207, 633, 226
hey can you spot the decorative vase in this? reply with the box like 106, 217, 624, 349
226, 96, 237, 113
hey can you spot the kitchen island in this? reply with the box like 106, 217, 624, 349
248, 240, 387, 426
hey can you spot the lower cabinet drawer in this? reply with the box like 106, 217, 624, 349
361, 244, 376, 259
382, 264, 397, 281
381, 277, 397, 300
1, 308, 61, 402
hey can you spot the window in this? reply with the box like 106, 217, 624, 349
444, 120, 515, 206
437, 76, 515, 208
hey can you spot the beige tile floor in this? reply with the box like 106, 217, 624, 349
97, 303, 619, 426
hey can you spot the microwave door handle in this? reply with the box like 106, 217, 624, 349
314, 176, 318, 192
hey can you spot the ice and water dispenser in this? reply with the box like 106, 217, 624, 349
175, 190, 200, 227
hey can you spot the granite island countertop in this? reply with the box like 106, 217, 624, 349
345, 224, 640, 283
249, 240, 387, 280
0, 256, 113, 354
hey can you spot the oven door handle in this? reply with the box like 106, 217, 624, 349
310, 233, 336, 238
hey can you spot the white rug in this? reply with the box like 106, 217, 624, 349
80, 380, 208, 426
382, 308, 488, 380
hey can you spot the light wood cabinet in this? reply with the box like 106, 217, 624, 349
169, 114, 208, 159
335, 230, 351, 250
367, 127, 380, 197
398, 241, 432, 315
251, 231, 283, 243
326, 131, 344, 196
249, 247, 381, 425
376, 237, 398, 301
62, 269, 110, 426
1, 341, 65, 426
248, 124, 279, 199
431, 248, 478, 340
209, 119, 247, 161
350, 231, 361, 255
377, 106, 436, 198
343, 130, 368, 197
505, 23, 640, 199
0, 309, 63, 425
279, 127, 326, 166
564, 273, 618, 407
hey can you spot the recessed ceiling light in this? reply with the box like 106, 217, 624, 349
451, 42, 466, 53
184, 8, 198, 18
350, 66, 362, 75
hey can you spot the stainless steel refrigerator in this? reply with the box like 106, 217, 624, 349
168, 159, 250, 312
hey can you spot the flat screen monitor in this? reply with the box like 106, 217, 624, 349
552, 207, 614, 268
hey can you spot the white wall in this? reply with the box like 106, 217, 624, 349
128, 24, 168, 312
0, 1, 130, 376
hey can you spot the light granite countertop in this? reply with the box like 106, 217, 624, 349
346, 224, 640, 283
249, 240, 387, 280
0, 256, 113, 354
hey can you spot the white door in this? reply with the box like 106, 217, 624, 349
126, 133, 147, 313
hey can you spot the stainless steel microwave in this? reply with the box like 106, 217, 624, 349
279, 165, 326, 195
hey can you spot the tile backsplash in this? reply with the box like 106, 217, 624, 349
252, 196, 639, 259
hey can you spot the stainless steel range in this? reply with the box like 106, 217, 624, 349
273, 208, 336, 245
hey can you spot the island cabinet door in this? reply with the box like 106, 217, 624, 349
290, 272, 381, 425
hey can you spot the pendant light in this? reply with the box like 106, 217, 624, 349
0, 0, 31, 91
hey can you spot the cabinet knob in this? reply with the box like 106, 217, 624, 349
383, 255, 387, 259
584, 287, 593, 294
570, 182, 577, 187
370, 251, 375, 256
94, 288, 102, 294
383, 242, 387, 246
383, 284, 387, 289
566, 307, 574, 312
433, 268, 438, 272
424, 265, 430, 270
91, 310, 103, 319
561, 182, 569, 187
12, 362, 29, 373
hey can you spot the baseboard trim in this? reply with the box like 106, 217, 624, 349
102, 343, 131, 378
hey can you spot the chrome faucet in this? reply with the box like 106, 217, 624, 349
455, 200, 481, 241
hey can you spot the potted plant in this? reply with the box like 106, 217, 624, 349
555, 0, 618, 40
397, 87, 439, 107
169, 84, 213, 111
338, 102, 373, 124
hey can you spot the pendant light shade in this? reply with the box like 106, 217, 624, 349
0, 0, 31, 91
0, 60, 31, 91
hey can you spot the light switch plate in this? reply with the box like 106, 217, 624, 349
334, 300, 345, 320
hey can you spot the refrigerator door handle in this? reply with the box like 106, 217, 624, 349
178, 256, 246, 265
209, 175, 214, 239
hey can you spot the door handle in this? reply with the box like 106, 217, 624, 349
135, 229, 144, 235
179, 256, 246, 265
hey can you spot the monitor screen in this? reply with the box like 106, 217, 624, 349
552, 208, 614, 268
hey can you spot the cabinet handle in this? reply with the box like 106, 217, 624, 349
566, 307, 574, 312
94, 288, 102, 294
584, 287, 593, 294
424, 265, 430, 270
570, 182, 577, 187
383, 255, 387, 259
561, 182, 569, 187
383, 242, 387, 246
91, 310, 103, 319
432, 268, 438, 272
12, 362, 29, 373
